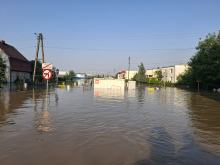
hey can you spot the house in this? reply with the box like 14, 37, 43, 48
0, 40, 32, 82
161, 64, 188, 83
58, 71, 69, 78
125, 71, 138, 80
146, 64, 188, 83
75, 73, 87, 79
117, 70, 126, 79
117, 70, 138, 80
146, 68, 160, 78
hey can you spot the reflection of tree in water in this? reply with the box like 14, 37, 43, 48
135, 127, 220, 165
135, 127, 175, 165
0, 87, 59, 131
0, 89, 32, 126
136, 86, 146, 104
187, 93, 220, 155
55, 92, 59, 106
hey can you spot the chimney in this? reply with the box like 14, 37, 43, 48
0, 40, 6, 44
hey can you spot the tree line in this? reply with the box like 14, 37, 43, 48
133, 31, 220, 89
177, 32, 220, 89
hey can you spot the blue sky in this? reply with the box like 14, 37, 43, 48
0, 0, 220, 74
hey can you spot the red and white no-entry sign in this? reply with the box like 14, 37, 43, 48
42, 69, 53, 80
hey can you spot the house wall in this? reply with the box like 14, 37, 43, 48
174, 64, 189, 82
117, 65, 188, 83
146, 68, 160, 78
58, 71, 69, 78
76, 73, 86, 79
161, 66, 175, 83
117, 72, 125, 79
125, 71, 138, 80
161, 64, 188, 83
11, 71, 31, 82
0, 49, 11, 82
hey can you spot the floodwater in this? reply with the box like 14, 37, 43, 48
0, 86, 220, 165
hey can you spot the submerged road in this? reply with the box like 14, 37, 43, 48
0, 87, 220, 165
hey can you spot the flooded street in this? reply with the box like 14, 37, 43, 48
0, 86, 220, 165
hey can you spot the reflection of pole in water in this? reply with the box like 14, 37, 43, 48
55, 92, 59, 106
32, 88, 37, 112
33, 88, 54, 133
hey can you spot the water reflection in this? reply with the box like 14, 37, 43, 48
187, 93, 220, 155
127, 88, 136, 98
32, 89, 55, 133
0, 87, 220, 165
0, 88, 32, 126
136, 86, 146, 104
135, 127, 175, 165
136, 127, 220, 165
94, 88, 125, 99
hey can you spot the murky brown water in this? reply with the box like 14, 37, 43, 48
0, 86, 220, 165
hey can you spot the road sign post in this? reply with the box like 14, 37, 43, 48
42, 63, 53, 89
42, 63, 53, 70
42, 69, 53, 80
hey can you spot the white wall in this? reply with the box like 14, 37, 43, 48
161, 66, 175, 83
174, 64, 189, 82
161, 64, 188, 83
125, 71, 138, 80
11, 71, 31, 82
1, 49, 31, 83
94, 78, 125, 89
146, 68, 160, 78
58, 71, 69, 77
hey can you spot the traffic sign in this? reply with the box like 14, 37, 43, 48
42, 63, 53, 70
42, 69, 53, 80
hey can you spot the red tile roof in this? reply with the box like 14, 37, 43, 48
0, 40, 32, 73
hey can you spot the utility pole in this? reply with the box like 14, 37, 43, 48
128, 56, 130, 80
40, 33, 45, 63
33, 33, 45, 83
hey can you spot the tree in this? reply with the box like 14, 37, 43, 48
31, 60, 43, 83
64, 70, 76, 82
155, 70, 163, 81
69, 70, 76, 79
178, 32, 220, 89
134, 62, 147, 83
0, 56, 6, 85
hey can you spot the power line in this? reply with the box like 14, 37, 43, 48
20, 45, 195, 52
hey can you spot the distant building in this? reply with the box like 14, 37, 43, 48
0, 40, 32, 82
117, 70, 138, 80
146, 64, 188, 83
146, 68, 160, 78
125, 71, 138, 80
58, 71, 69, 78
117, 70, 126, 79
75, 73, 87, 79
161, 64, 188, 83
